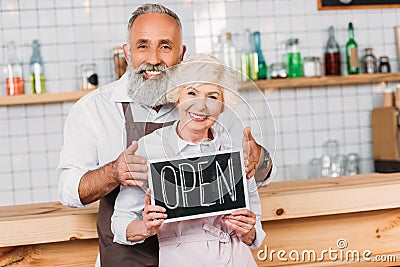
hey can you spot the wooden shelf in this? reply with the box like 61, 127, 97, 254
243, 72, 400, 91
0, 90, 93, 106
1, 72, 400, 106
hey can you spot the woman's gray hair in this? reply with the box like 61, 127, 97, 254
126, 4, 182, 44
167, 54, 240, 109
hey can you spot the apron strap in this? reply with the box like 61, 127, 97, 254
122, 102, 134, 123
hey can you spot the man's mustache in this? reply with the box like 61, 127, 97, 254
135, 62, 168, 74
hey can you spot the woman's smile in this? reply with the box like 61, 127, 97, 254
189, 112, 210, 121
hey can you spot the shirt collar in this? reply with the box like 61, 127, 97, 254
166, 121, 221, 155
109, 73, 132, 102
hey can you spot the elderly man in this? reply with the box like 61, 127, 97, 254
58, 3, 273, 267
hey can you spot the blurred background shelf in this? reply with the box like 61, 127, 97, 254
0, 90, 93, 106
2, 72, 400, 106
245, 72, 400, 91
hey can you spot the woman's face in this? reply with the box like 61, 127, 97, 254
177, 83, 224, 134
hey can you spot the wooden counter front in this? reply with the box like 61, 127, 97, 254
1, 173, 399, 266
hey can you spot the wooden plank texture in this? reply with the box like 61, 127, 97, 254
0, 239, 98, 267
244, 72, 400, 91
252, 208, 400, 266
0, 202, 98, 248
259, 173, 400, 221
0, 90, 92, 106
1, 73, 400, 106
1, 174, 400, 266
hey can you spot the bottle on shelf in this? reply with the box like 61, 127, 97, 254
324, 26, 341, 76
378, 56, 391, 73
362, 47, 377, 74
346, 22, 359, 75
286, 38, 303, 78
253, 31, 267, 79
222, 32, 237, 70
239, 29, 258, 81
5, 41, 24, 96
30, 40, 46, 94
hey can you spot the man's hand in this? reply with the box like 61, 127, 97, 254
112, 141, 148, 186
126, 189, 166, 242
242, 127, 262, 179
78, 141, 148, 204
224, 209, 256, 246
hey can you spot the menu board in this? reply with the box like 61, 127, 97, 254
318, 0, 400, 10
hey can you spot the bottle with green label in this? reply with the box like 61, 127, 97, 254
346, 22, 359, 75
30, 40, 46, 94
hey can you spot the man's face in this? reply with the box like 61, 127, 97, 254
128, 13, 183, 72
124, 13, 185, 106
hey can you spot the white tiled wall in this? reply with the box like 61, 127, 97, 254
1, 0, 399, 206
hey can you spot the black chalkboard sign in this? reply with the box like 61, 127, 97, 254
148, 150, 249, 223
318, 0, 400, 10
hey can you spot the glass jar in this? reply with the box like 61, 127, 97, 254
269, 62, 288, 79
80, 63, 98, 90
362, 48, 377, 74
378, 56, 391, 73
303, 57, 322, 77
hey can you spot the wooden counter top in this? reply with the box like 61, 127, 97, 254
1, 173, 399, 249
0, 201, 98, 248
259, 172, 400, 221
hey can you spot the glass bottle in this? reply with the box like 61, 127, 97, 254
378, 56, 391, 73
239, 29, 257, 81
346, 22, 359, 74
253, 31, 267, 79
362, 48, 377, 74
5, 41, 24, 95
286, 38, 303, 78
324, 26, 341, 76
222, 32, 237, 70
30, 40, 46, 94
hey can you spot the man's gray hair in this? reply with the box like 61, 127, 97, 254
127, 4, 182, 42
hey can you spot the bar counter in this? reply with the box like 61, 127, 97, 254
1, 173, 399, 266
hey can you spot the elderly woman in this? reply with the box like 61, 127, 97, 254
111, 54, 265, 266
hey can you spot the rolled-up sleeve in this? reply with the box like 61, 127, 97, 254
247, 178, 266, 249
57, 99, 99, 207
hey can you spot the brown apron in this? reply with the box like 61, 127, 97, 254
98, 103, 175, 267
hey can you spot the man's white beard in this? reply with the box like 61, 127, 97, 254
127, 63, 170, 107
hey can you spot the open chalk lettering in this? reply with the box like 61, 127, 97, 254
149, 150, 249, 223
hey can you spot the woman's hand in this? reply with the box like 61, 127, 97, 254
142, 188, 167, 236
126, 188, 166, 242
224, 209, 256, 246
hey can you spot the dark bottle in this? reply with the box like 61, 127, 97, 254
346, 23, 359, 74
30, 40, 46, 94
378, 56, 391, 73
253, 31, 267, 79
324, 26, 341, 76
